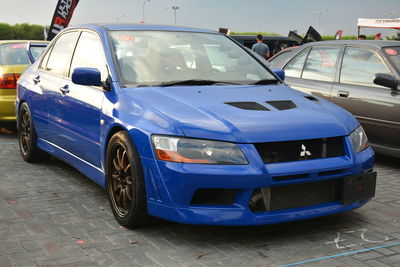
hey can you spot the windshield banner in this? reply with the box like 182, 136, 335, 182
47, 0, 80, 41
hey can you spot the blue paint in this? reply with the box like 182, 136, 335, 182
280, 242, 400, 267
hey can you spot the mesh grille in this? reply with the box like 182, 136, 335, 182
255, 137, 344, 164
225, 102, 270, 111
266, 100, 297, 110
250, 179, 341, 212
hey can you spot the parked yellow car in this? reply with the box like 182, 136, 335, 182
0, 40, 48, 123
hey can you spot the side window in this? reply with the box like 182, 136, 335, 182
284, 48, 309, 78
302, 47, 340, 82
70, 31, 109, 81
340, 47, 391, 87
45, 31, 79, 76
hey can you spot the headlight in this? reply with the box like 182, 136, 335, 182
152, 135, 248, 164
349, 125, 369, 154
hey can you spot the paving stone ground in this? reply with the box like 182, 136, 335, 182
0, 131, 399, 267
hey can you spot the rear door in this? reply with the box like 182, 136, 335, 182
330, 46, 400, 149
31, 31, 80, 141
283, 46, 342, 100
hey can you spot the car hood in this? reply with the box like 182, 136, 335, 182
121, 84, 358, 143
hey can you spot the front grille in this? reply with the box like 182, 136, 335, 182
255, 137, 344, 164
250, 179, 341, 212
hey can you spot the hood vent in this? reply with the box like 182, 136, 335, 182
225, 102, 270, 111
266, 100, 297, 110
304, 96, 319, 102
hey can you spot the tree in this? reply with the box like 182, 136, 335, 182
0, 23, 45, 40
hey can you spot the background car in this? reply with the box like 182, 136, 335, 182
269, 40, 400, 158
17, 24, 375, 227
230, 35, 299, 57
0, 40, 48, 128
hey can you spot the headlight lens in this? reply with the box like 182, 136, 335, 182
349, 125, 369, 154
152, 135, 248, 164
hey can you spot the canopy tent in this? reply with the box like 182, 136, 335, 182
357, 18, 400, 36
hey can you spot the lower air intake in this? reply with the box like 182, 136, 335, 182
249, 179, 341, 212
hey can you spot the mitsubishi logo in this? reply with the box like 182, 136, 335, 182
300, 144, 312, 157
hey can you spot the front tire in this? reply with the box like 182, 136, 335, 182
106, 131, 151, 228
18, 102, 47, 162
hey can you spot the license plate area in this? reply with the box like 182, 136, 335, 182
342, 172, 377, 204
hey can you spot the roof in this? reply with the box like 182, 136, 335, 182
301, 40, 400, 49
230, 35, 297, 42
69, 23, 217, 34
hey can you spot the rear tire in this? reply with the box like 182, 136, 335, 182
18, 102, 48, 163
106, 131, 152, 228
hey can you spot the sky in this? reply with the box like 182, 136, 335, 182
2, 0, 400, 37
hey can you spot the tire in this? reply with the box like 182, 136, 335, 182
106, 131, 152, 228
18, 102, 48, 163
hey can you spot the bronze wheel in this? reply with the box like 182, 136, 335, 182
18, 103, 47, 163
106, 131, 151, 227
109, 143, 133, 217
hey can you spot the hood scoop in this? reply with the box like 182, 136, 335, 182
304, 96, 320, 102
225, 102, 270, 111
266, 100, 297, 110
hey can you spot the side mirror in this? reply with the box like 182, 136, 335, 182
272, 68, 285, 81
72, 67, 103, 87
373, 73, 399, 90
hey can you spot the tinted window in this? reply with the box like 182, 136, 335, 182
284, 48, 309, 78
70, 32, 108, 81
340, 47, 391, 87
46, 31, 79, 76
302, 47, 340, 82
0, 43, 30, 65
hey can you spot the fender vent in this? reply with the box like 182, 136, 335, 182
266, 100, 296, 110
225, 102, 270, 111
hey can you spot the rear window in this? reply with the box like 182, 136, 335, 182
383, 46, 400, 72
0, 43, 30, 65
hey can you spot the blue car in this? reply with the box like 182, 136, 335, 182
17, 24, 376, 227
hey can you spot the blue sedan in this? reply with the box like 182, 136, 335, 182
17, 24, 376, 227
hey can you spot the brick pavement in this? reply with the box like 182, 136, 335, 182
0, 131, 399, 267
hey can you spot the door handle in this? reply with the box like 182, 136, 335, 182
33, 75, 40, 84
59, 85, 70, 94
337, 90, 349, 98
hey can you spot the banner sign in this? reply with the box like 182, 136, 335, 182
357, 18, 400, 29
47, 0, 80, 41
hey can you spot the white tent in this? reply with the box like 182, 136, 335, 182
357, 18, 400, 36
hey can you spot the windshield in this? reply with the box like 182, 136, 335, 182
0, 43, 30, 65
109, 31, 276, 87
383, 46, 400, 72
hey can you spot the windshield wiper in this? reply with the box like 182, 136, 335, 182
250, 79, 279, 85
157, 79, 241, 87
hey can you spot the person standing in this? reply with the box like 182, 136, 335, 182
252, 34, 270, 59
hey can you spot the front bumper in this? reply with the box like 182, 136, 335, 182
142, 143, 375, 226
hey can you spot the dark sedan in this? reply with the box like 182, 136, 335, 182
269, 40, 400, 158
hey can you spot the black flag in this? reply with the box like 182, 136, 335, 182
47, 0, 80, 41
